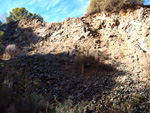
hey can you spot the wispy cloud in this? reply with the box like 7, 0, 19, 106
2, 0, 150, 22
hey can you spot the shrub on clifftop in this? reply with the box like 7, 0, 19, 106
87, 0, 145, 14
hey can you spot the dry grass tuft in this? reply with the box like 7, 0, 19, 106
74, 51, 115, 77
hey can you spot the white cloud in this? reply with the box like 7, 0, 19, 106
35, 0, 62, 11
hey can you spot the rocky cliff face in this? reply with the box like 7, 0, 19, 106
1, 5, 150, 112
2, 5, 150, 81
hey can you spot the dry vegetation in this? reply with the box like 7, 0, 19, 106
86, 0, 145, 14
1, 0, 150, 112
2, 44, 18, 59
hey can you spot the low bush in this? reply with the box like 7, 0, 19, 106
74, 54, 99, 76
0, 86, 11, 113
87, 0, 145, 14
15, 93, 46, 113
0, 31, 4, 55
4, 44, 17, 58
56, 97, 86, 113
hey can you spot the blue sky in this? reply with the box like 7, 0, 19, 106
145, 0, 150, 5
0, 0, 150, 22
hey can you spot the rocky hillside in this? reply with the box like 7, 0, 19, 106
1, 4, 150, 113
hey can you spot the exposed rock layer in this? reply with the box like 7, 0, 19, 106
2, 5, 150, 81
1, 5, 150, 113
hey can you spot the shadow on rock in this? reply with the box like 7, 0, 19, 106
0, 50, 129, 113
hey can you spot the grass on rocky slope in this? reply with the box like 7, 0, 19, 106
0, 52, 150, 113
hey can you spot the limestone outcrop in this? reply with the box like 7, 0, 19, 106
1, 5, 150, 112
1, 5, 150, 82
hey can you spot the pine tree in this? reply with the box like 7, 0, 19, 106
6, 7, 43, 23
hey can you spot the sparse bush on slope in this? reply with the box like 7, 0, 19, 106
56, 97, 86, 113
0, 31, 4, 66
87, 0, 145, 14
4, 44, 17, 58
0, 31, 4, 51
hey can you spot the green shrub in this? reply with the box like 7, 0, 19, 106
0, 31, 4, 38
6, 7, 43, 23
0, 86, 11, 113
0, 31, 4, 43
56, 97, 86, 113
0, 31, 4, 67
0, 31, 4, 51
87, 0, 145, 14
15, 93, 46, 113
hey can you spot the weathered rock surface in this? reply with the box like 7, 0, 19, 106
1, 5, 150, 113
